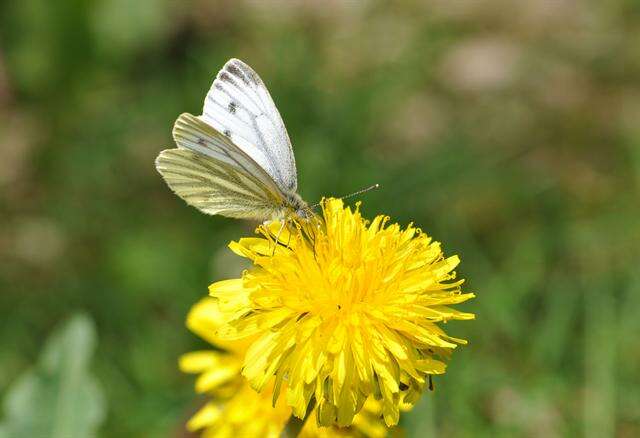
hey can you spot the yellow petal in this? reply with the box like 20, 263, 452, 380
179, 351, 220, 373
187, 402, 221, 431
195, 363, 240, 393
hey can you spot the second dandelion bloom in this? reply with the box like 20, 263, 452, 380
211, 198, 475, 428
181, 297, 390, 437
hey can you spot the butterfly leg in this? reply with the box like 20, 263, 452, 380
271, 220, 286, 256
285, 225, 292, 248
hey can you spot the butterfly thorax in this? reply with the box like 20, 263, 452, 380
280, 191, 312, 221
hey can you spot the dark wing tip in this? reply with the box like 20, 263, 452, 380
221, 58, 259, 86
227, 58, 248, 69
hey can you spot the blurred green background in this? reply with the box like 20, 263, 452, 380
1, 1, 639, 436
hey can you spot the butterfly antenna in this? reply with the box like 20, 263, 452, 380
310, 184, 380, 210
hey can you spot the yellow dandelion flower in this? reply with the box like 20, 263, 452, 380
299, 397, 393, 438
210, 198, 475, 428
179, 298, 291, 438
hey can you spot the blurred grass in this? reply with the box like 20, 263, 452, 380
1, 1, 639, 436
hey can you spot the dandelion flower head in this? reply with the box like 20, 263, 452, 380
211, 198, 475, 427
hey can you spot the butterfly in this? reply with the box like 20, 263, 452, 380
155, 58, 312, 224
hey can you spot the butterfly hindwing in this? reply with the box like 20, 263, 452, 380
172, 112, 282, 199
156, 113, 285, 219
155, 148, 280, 219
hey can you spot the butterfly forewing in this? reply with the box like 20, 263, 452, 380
202, 58, 298, 193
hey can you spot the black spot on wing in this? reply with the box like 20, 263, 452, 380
228, 101, 237, 113
223, 129, 231, 138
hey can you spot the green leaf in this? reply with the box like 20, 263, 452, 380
0, 314, 105, 438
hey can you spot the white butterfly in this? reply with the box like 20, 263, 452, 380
155, 58, 311, 222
